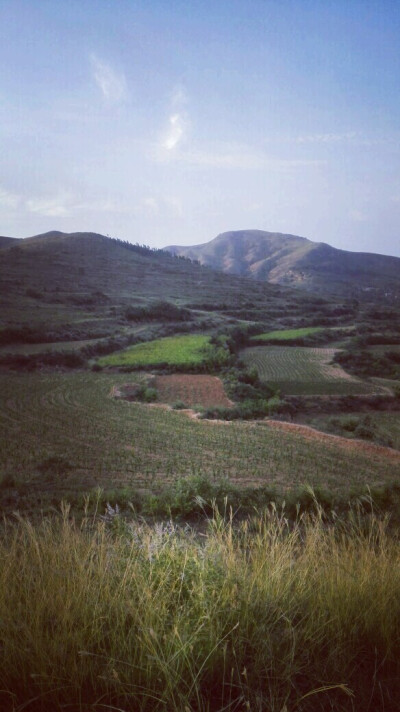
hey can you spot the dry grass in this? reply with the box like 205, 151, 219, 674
1, 502, 400, 711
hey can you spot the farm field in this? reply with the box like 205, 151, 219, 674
240, 345, 380, 395
251, 326, 323, 341
98, 334, 210, 368
153, 374, 233, 408
1, 372, 399, 514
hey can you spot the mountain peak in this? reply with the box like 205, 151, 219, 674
165, 229, 400, 299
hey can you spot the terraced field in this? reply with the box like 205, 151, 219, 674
153, 374, 233, 408
0, 372, 399, 514
251, 327, 323, 341
98, 334, 210, 368
241, 345, 380, 395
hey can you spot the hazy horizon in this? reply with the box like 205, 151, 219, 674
1, 1, 399, 257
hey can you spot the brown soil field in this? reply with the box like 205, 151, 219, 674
153, 374, 233, 408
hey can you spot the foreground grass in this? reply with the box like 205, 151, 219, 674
98, 334, 211, 367
1, 506, 400, 711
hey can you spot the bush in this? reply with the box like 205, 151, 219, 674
133, 385, 158, 403
125, 300, 191, 322
172, 400, 186, 410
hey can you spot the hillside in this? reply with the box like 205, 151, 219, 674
0, 236, 18, 248
0, 231, 334, 342
166, 229, 400, 300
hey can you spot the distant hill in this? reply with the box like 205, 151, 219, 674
0, 236, 18, 248
166, 230, 400, 300
0, 231, 332, 336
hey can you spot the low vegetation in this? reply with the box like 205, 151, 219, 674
97, 334, 233, 371
1, 503, 400, 711
97, 334, 212, 368
334, 347, 400, 381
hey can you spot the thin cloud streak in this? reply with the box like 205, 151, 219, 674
152, 143, 325, 170
0, 187, 20, 210
20, 190, 183, 221
90, 54, 128, 103
295, 132, 358, 144
26, 193, 73, 218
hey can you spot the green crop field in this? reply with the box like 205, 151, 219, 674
98, 334, 211, 367
252, 327, 323, 341
0, 372, 399, 515
240, 345, 380, 395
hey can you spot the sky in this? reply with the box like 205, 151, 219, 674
0, 0, 399, 257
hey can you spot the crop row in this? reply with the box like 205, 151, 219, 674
240, 346, 378, 395
0, 372, 398, 512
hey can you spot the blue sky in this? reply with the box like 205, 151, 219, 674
1, 0, 399, 256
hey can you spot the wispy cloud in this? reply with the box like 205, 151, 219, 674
289, 131, 400, 148
152, 141, 324, 171
26, 192, 72, 218
294, 132, 358, 144
0, 187, 20, 210
162, 113, 188, 150
133, 195, 183, 218
25, 191, 130, 217
90, 54, 128, 103
160, 84, 189, 151
170, 85, 188, 108
349, 209, 368, 222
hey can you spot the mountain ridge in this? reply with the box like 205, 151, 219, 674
0, 230, 331, 335
166, 230, 400, 299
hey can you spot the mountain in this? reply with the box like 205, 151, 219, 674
0, 231, 332, 337
166, 230, 400, 300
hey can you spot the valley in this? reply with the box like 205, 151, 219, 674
1, 230, 400, 516
1, 229, 400, 712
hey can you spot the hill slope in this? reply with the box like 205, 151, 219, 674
0, 231, 332, 338
0, 236, 18, 248
166, 230, 400, 300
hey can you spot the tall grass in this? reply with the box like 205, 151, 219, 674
1, 504, 400, 711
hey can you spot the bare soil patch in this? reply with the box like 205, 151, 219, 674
153, 374, 233, 408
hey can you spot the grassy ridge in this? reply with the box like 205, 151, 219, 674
1, 507, 400, 711
98, 334, 211, 367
